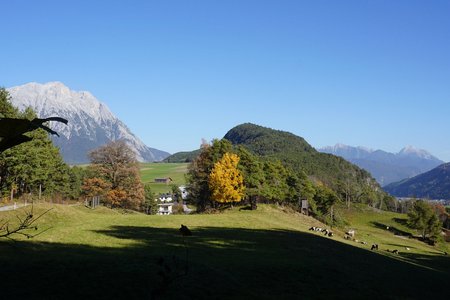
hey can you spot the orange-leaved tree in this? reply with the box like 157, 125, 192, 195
208, 152, 245, 204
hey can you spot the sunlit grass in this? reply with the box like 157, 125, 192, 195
0, 203, 448, 299
139, 162, 188, 194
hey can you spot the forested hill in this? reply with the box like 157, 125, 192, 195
223, 123, 378, 189
163, 149, 201, 163
384, 163, 450, 200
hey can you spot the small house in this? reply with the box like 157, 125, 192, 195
159, 193, 173, 202
157, 203, 173, 215
154, 177, 173, 184
157, 193, 174, 215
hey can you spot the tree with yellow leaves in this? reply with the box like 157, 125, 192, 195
208, 152, 245, 205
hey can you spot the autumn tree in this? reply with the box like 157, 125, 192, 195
85, 140, 144, 210
186, 139, 233, 211
82, 177, 111, 198
208, 152, 245, 205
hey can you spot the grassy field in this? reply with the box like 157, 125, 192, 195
0, 203, 448, 299
140, 163, 189, 195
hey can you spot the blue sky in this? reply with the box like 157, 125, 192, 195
2, 0, 450, 161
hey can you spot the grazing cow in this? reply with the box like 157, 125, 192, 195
328, 232, 333, 237
392, 249, 399, 254
346, 230, 355, 238
344, 235, 351, 240
405, 247, 410, 251
309, 226, 316, 231
179, 224, 192, 236
371, 244, 379, 250
361, 241, 367, 245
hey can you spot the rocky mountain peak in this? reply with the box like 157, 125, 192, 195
7, 82, 170, 164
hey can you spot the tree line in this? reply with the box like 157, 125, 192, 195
0, 88, 147, 211
0, 88, 83, 201
186, 139, 343, 224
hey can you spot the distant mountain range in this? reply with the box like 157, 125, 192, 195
384, 163, 450, 200
7, 82, 170, 164
319, 144, 444, 186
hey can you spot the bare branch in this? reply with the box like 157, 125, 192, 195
0, 205, 53, 240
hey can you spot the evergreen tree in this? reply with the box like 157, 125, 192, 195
0, 88, 19, 118
236, 146, 266, 210
407, 200, 442, 244
0, 100, 71, 199
144, 184, 157, 214
186, 139, 233, 211
260, 160, 289, 204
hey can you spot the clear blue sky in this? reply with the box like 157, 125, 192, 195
2, 0, 449, 161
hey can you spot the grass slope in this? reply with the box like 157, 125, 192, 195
140, 163, 188, 194
0, 204, 448, 299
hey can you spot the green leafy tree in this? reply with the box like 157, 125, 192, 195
260, 160, 288, 204
144, 184, 157, 215
0, 104, 71, 199
66, 166, 86, 199
236, 146, 266, 210
286, 170, 316, 206
407, 200, 442, 243
186, 139, 233, 211
312, 183, 339, 225
0, 88, 19, 118
170, 184, 181, 202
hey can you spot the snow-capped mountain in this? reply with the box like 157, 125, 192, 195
7, 82, 170, 164
319, 144, 444, 186
320, 143, 374, 160
398, 145, 435, 160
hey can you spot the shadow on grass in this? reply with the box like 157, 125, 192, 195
385, 243, 416, 249
371, 221, 412, 237
0, 226, 449, 299
393, 217, 408, 226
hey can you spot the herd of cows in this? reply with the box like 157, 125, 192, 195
308, 226, 402, 255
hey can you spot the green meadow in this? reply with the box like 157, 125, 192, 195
0, 203, 448, 299
140, 163, 189, 194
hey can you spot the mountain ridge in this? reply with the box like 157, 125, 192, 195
384, 162, 450, 200
319, 144, 443, 186
223, 124, 377, 190
7, 82, 170, 164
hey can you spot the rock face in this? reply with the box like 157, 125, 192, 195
7, 82, 170, 164
319, 144, 444, 186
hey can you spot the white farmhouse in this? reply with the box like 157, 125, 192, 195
157, 193, 174, 215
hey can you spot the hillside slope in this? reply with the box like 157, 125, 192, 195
224, 123, 378, 190
164, 149, 201, 163
384, 162, 450, 199
0, 204, 448, 299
